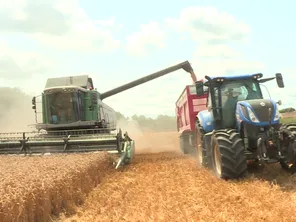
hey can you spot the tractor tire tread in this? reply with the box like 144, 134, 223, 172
196, 118, 208, 167
213, 129, 247, 179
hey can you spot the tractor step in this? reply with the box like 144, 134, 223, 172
264, 158, 279, 164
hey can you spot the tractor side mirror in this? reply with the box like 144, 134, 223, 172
32, 97, 36, 110
32, 97, 36, 105
276, 73, 284, 88
195, 81, 204, 96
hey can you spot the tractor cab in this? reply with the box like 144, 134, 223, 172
212, 77, 263, 128
195, 73, 284, 129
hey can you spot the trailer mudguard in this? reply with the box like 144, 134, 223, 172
197, 110, 214, 133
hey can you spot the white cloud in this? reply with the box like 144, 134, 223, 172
193, 44, 240, 59
194, 59, 265, 78
126, 22, 166, 55
0, 0, 120, 52
95, 17, 116, 27
260, 69, 296, 109
0, 41, 54, 80
191, 44, 265, 80
165, 6, 250, 44
124, 6, 250, 57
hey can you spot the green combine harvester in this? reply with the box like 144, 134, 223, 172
0, 61, 197, 168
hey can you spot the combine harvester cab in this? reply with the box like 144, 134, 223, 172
192, 73, 296, 180
0, 61, 200, 169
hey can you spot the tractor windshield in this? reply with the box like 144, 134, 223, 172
220, 79, 263, 107
45, 91, 80, 124
214, 79, 263, 128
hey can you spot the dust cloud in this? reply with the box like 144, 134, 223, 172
116, 117, 180, 154
0, 88, 35, 133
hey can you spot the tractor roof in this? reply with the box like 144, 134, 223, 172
207, 73, 263, 80
45, 75, 94, 90
204, 73, 263, 86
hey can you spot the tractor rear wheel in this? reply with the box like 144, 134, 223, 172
211, 129, 247, 180
279, 124, 296, 173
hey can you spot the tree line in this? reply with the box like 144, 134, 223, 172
279, 107, 295, 113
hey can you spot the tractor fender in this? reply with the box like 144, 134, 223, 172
197, 110, 214, 133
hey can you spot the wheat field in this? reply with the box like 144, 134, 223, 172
0, 153, 112, 222
1, 131, 296, 222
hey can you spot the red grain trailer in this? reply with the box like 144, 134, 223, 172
175, 85, 208, 154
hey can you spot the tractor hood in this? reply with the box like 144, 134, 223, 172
236, 99, 280, 124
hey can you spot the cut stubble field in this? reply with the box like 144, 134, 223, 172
1, 131, 296, 222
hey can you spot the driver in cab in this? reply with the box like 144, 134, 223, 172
222, 87, 241, 128
52, 93, 74, 123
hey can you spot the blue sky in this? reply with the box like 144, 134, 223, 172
0, 0, 295, 119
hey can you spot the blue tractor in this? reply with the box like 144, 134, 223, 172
194, 73, 296, 180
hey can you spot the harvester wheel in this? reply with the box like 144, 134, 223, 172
279, 124, 296, 173
211, 129, 247, 180
196, 119, 207, 167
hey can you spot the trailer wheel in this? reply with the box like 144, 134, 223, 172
279, 124, 296, 173
180, 133, 192, 154
211, 129, 247, 180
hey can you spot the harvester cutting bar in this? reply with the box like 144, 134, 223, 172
0, 132, 118, 154
0, 145, 118, 155
0, 137, 118, 150
0, 129, 136, 169
0, 128, 117, 138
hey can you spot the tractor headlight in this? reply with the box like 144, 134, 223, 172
274, 104, 280, 121
247, 107, 259, 123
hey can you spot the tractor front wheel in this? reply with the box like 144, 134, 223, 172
211, 129, 247, 180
